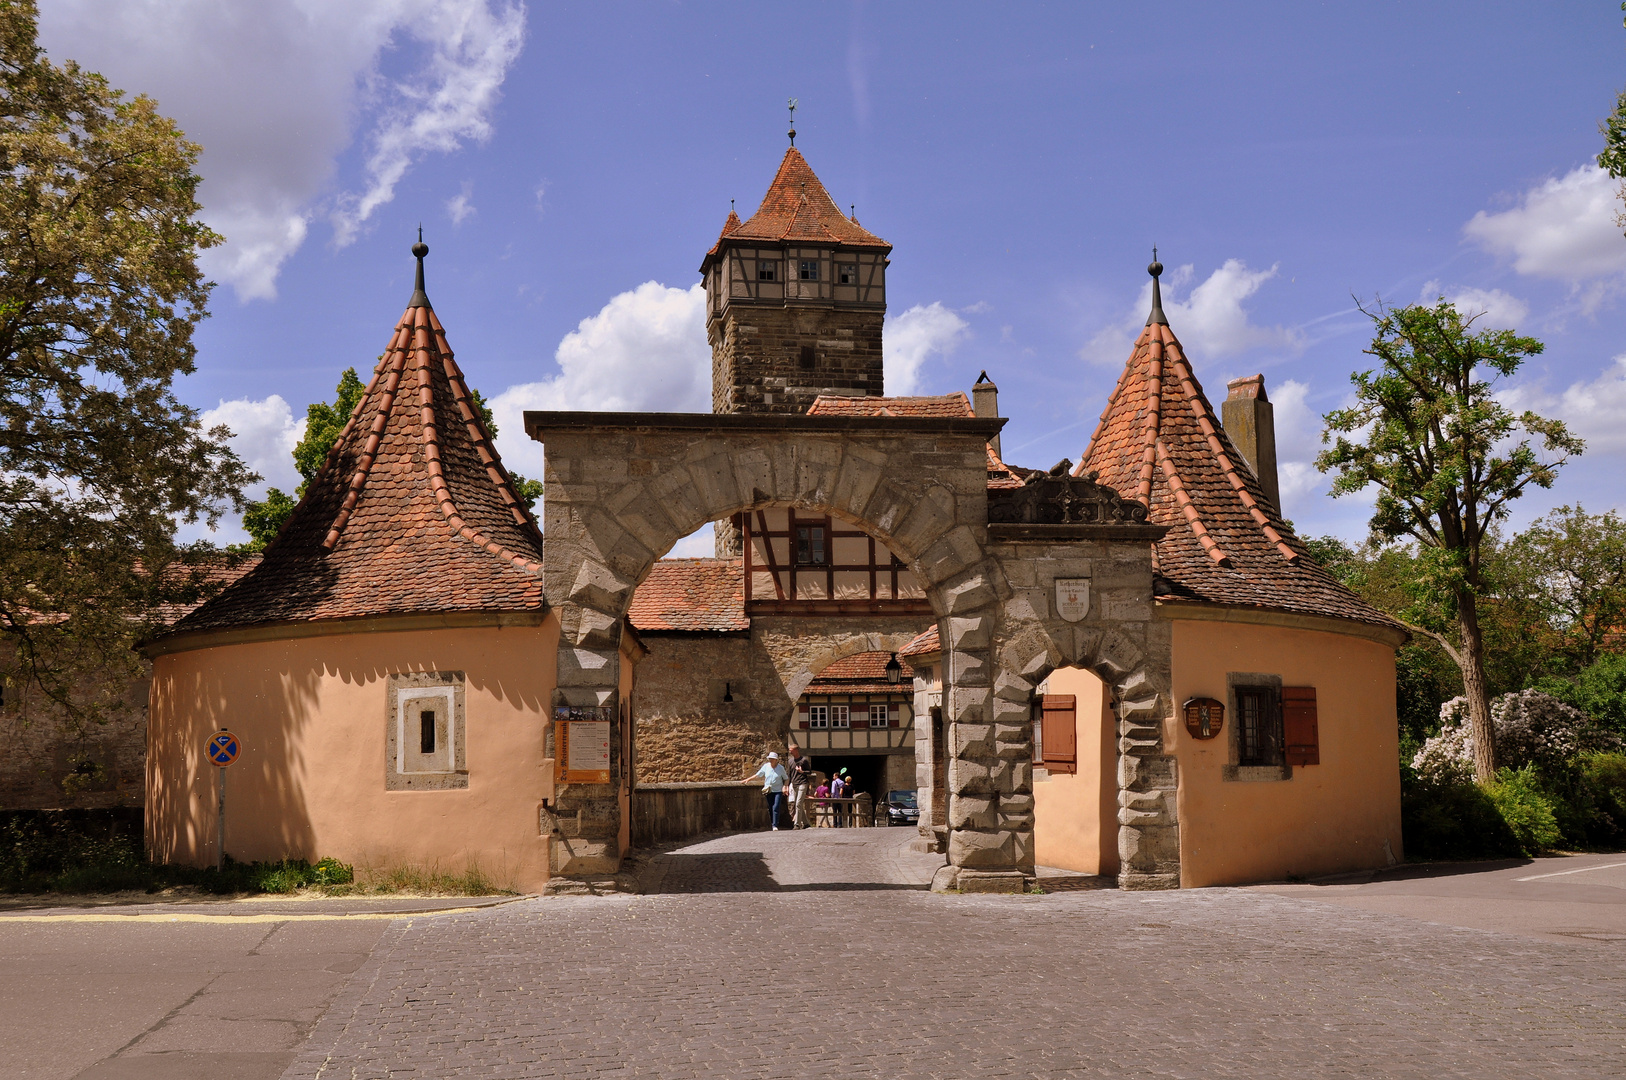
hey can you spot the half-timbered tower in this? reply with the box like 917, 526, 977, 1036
700, 146, 890, 417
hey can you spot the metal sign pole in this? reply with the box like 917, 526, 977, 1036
216, 765, 225, 871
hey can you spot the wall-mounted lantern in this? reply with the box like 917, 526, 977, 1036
885, 653, 903, 685
1183, 697, 1224, 740
722, 682, 733, 703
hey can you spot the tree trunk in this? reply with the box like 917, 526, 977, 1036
1456, 591, 1497, 784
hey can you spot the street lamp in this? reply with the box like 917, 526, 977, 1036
885, 653, 903, 685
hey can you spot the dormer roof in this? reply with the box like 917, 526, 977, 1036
722, 148, 889, 250
1078, 287, 1398, 632
168, 246, 545, 636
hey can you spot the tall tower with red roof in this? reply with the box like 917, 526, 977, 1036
699, 144, 891, 416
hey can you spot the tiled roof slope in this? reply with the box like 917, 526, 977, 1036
627, 559, 747, 632
805, 650, 918, 695
168, 249, 545, 636
898, 624, 940, 658
1077, 283, 1400, 632
152, 554, 262, 625
806, 393, 1025, 489
724, 149, 889, 249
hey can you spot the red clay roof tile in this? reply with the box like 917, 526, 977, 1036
1078, 307, 1400, 631
167, 257, 546, 636
627, 559, 747, 633
724, 149, 889, 250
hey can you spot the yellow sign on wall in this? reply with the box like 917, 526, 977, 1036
554, 706, 612, 784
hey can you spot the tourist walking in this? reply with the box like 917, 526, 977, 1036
787, 745, 815, 829
830, 769, 847, 827
742, 751, 789, 831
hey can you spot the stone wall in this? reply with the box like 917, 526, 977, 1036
633, 633, 789, 783
631, 782, 769, 846
710, 307, 884, 415
0, 645, 148, 810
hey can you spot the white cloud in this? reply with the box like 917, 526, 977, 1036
1418, 281, 1529, 330
884, 302, 969, 395
489, 282, 712, 477
199, 395, 306, 497
38, 0, 525, 301
447, 181, 476, 225
1263, 378, 1325, 510
1504, 355, 1626, 455
1463, 164, 1626, 283
1083, 260, 1302, 366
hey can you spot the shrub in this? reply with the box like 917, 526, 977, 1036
1413, 691, 1621, 781
1579, 752, 1626, 847
1484, 766, 1562, 855
1400, 774, 1522, 861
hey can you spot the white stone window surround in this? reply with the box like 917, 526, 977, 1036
398, 687, 455, 775
385, 671, 468, 791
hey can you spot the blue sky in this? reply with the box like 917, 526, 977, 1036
38, 1, 1626, 551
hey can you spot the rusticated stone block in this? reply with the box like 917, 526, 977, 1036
948, 757, 992, 795
949, 827, 1016, 869
952, 722, 994, 756
948, 795, 996, 829
957, 869, 1028, 894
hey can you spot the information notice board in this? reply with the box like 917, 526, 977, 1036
554, 705, 612, 784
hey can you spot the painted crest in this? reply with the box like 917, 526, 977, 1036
1054, 579, 1090, 623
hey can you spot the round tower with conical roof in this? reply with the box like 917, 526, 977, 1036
699, 145, 891, 416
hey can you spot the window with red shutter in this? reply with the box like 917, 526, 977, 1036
1040, 694, 1077, 774
1282, 687, 1319, 766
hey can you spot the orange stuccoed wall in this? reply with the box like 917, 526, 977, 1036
1034, 615, 1404, 886
147, 618, 563, 891
1168, 617, 1403, 886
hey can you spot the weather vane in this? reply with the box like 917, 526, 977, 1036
788, 97, 798, 145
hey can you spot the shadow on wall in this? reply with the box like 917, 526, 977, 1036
147, 633, 551, 868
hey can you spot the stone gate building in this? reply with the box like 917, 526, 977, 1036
142, 141, 1406, 894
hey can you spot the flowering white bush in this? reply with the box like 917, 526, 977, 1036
1411, 691, 1622, 783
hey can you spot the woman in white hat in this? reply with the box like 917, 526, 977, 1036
742, 751, 790, 830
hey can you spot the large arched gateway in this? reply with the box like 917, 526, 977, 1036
527, 411, 1177, 892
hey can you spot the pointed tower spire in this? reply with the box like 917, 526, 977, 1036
165, 240, 545, 638
1146, 247, 1167, 326
410, 227, 431, 309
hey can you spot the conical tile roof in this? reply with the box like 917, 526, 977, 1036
169, 245, 545, 636
724, 148, 889, 249
1078, 271, 1398, 631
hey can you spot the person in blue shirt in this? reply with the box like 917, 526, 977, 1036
742, 751, 790, 831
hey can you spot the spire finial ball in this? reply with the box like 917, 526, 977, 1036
1148, 245, 1162, 279
412, 240, 429, 259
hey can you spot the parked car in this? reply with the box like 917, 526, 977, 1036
884, 790, 919, 827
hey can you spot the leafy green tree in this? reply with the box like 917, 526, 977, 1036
1498, 506, 1626, 672
1318, 300, 1583, 783
238, 370, 540, 550
0, 1, 253, 730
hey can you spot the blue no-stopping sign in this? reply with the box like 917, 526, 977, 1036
207, 730, 240, 767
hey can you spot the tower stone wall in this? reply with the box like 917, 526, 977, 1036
709, 306, 884, 416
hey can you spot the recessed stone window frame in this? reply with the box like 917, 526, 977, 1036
1222, 671, 1291, 783
386, 671, 468, 791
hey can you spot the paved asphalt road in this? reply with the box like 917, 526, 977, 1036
1, 834, 1622, 1079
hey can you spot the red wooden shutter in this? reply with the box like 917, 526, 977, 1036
1041, 694, 1077, 774
1282, 687, 1319, 766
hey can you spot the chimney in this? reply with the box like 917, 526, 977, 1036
1222, 374, 1280, 513
972, 371, 1000, 458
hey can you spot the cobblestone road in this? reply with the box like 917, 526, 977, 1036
285, 830, 1626, 1079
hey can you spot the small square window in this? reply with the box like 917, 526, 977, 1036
839, 264, 857, 285
798, 344, 816, 369
758, 261, 778, 282
799, 260, 819, 281
796, 525, 827, 565
870, 703, 890, 727
808, 705, 829, 730
830, 705, 850, 729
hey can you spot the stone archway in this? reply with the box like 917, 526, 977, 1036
527, 410, 1179, 891
780, 629, 926, 702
